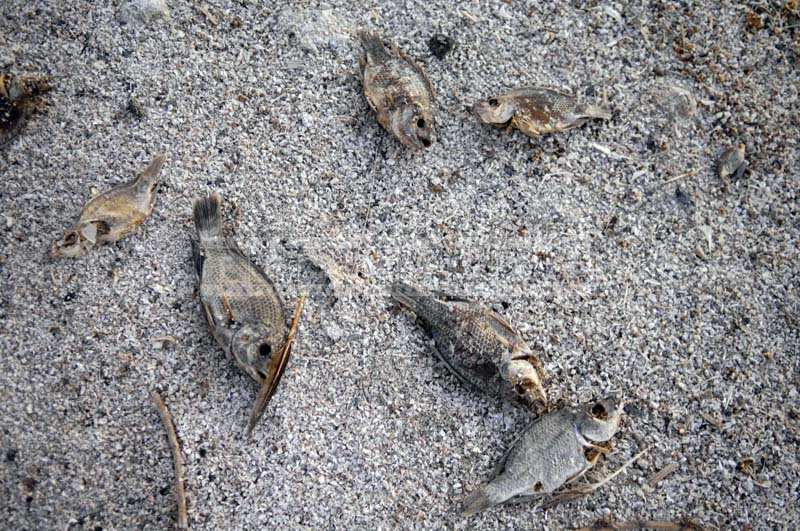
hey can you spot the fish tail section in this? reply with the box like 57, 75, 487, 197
579, 104, 612, 120
390, 282, 426, 312
193, 192, 223, 242
461, 483, 504, 516
134, 153, 166, 191
359, 31, 391, 63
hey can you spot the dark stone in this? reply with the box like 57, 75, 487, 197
428, 34, 454, 59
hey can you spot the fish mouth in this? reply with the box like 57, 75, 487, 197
51, 231, 85, 258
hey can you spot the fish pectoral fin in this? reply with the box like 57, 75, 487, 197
221, 294, 236, 325
483, 310, 519, 338
200, 299, 218, 329
246, 292, 307, 438
431, 339, 484, 394
492, 442, 516, 478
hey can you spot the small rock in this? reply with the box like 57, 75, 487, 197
282, 8, 351, 56
118, 0, 170, 25
125, 97, 146, 120
324, 323, 343, 342
428, 34, 454, 59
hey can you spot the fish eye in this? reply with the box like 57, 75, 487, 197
64, 232, 78, 245
591, 402, 608, 419
420, 137, 431, 148
488, 98, 499, 107
416, 117, 426, 128
259, 343, 272, 358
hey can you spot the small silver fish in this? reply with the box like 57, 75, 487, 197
474, 86, 610, 138
52, 154, 165, 258
359, 31, 436, 150
717, 143, 746, 180
193, 192, 303, 434
391, 282, 547, 409
462, 397, 624, 515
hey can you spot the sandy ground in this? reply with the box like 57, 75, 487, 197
1, 1, 799, 529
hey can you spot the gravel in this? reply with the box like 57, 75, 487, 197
1, 1, 798, 529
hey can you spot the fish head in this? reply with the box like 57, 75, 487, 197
391, 104, 435, 149
473, 94, 517, 126
230, 323, 283, 383
51, 222, 98, 258
576, 396, 625, 443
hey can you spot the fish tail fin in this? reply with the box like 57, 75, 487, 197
359, 31, 391, 63
193, 192, 223, 242
579, 104, 612, 120
390, 282, 426, 312
134, 153, 166, 191
461, 484, 502, 516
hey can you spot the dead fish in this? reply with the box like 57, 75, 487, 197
1, 72, 51, 146
359, 31, 435, 149
192, 192, 303, 435
51, 154, 165, 258
391, 282, 547, 409
462, 397, 624, 515
717, 143, 746, 181
474, 86, 611, 138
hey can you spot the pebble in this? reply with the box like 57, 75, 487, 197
118, 0, 170, 25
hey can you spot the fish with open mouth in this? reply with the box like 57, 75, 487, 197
51, 154, 165, 258
462, 396, 625, 515
391, 282, 547, 410
192, 192, 305, 436
359, 31, 436, 150
474, 86, 610, 139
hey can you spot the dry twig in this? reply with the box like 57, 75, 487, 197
152, 390, 189, 530
647, 462, 679, 490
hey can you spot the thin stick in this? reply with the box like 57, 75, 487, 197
246, 292, 307, 438
151, 391, 189, 530
662, 169, 698, 186
648, 462, 679, 489
575, 519, 701, 531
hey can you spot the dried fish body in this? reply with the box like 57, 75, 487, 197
193, 192, 307, 435
193, 192, 288, 384
52, 154, 165, 258
391, 282, 547, 409
474, 86, 610, 138
462, 397, 624, 515
359, 31, 436, 149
